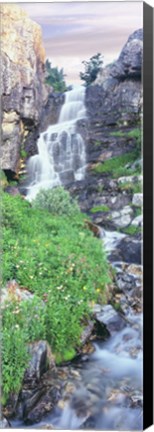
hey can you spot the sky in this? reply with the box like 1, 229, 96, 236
20, 2, 143, 85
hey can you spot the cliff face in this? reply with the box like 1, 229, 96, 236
1, 4, 48, 176
69, 29, 142, 233
85, 29, 143, 127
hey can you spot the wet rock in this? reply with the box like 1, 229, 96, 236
24, 387, 60, 424
131, 214, 143, 227
95, 305, 126, 335
132, 193, 143, 207
0, 417, 11, 428
115, 272, 136, 292
80, 321, 95, 345
59, 170, 75, 185
109, 236, 141, 265
24, 341, 56, 384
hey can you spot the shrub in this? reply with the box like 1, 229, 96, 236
32, 186, 80, 218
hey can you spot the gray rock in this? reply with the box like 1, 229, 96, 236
132, 193, 143, 207
109, 236, 141, 265
24, 341, 56, 383
110, 206, 133, 228
118, 175, 142, 185
95, 305, 126, 335
1, 5, 48, 174
115, 272, 136, 292
131, 215, 143, 227
0, 417, 11, 428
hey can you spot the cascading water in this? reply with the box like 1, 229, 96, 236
26, 86, 86, 201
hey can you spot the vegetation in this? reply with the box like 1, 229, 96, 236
0, 169, 8, 189
32, 187, 80, 217
110, 128, 141, 153
45, 59, 67, 92
2, 189, 110, 402
90, 204, 110, 214
118, 181, 142, 194
122, 225, 141, 236
80, 53, 103, 86
92, 151, 140, 178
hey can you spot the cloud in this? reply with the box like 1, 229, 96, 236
19, 2, 143, 85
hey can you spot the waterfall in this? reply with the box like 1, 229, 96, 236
26, 86, 86, 201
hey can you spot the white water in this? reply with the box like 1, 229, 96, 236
100, 228, 126, 254
26, 86, 86, 201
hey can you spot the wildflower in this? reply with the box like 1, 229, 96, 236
96, 288, 101, 293
83, 286, 87, 291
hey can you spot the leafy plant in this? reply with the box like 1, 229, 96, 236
45, 59, 67, 92
32, 186, 80, 217
80, 53, 103, 86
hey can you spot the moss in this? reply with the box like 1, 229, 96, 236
90, 205, 110, 213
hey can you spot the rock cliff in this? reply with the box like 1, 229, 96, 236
86, 29, 143, 127
1, 4, 48, 177
69, 29, 142, 236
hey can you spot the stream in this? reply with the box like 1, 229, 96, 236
11, 87, 142, 430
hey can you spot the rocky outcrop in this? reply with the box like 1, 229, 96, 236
87, 29, 143, 126
1, 4, 48, 177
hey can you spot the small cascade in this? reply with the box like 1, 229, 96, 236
26, 86, 86, 201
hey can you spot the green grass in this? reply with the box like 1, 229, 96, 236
123, 225, 141, 236
90, 205, 110, 214
1, 190, 110, 403
119, 181, 142, 194
92, 151, 140, 178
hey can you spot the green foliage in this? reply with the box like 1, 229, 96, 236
110, 128, 141, 153
2, 190, 110, 401
92, 151, 140, 178
2, 296, 46, 402
90, 205, 110, 214
45, 59, 67, 92
80, 53, 103, 86
0, 169, 8, 189
123, 225, 141, 236
20, 149, 27, 159
134, 207, 142, 218
32, 187, 80, 217
119, 181, 142, 194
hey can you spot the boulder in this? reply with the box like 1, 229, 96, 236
132, 193, 143, 207
110, 206, 133, 228
109, 236, 141, 265
95, 305, 126, 335
24, 341, 56, 384
0, 417, 11, 428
